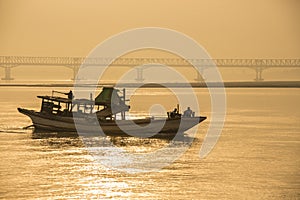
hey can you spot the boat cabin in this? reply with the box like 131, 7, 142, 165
37, 95, 94, 116
37, 87, 130, 120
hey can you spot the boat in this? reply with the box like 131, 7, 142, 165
18, 87, 207, 138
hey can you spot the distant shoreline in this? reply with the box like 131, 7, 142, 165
0, 81, 300, 88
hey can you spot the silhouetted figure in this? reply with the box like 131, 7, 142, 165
169, 108, 181, 118
183, 107, 193, 117
171, 108, 177, 117
66, 90, 73, 100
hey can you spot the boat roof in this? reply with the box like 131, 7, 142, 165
37, 95, 71, 103
95, 87, 122, 106
37, 95, 94, 104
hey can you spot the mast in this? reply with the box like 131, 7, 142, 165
121, 88, 126, 120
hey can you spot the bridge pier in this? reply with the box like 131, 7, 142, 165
194, 68, 205, 82
1, 65, 14, 81
72, 65, 80, 80
255, 67, 264, 81
135, 68, 144, 82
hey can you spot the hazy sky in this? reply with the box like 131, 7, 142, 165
1, 0, 300, 58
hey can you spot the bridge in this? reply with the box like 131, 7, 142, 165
0, 56, 300, 82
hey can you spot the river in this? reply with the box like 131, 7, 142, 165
0, 87, 299, 199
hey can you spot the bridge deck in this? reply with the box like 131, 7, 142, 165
0, 56, 300, 81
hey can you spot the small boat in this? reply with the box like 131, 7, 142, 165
18, 87, 206, 138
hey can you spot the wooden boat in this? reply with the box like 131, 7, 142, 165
18, 87, 206, 138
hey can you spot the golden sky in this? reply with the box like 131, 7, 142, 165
0, 0, 300, 58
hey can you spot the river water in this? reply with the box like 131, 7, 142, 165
0, 87, 299, 199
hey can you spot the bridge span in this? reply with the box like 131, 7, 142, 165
0, 56, 299, 81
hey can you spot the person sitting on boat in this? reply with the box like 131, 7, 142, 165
183, 107, 194, 117
169, 108, 181, 119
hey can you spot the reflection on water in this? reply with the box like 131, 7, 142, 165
0, 87, 299, 199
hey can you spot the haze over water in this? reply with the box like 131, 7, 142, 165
0, 87, 299, 199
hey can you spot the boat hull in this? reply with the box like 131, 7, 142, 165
18, 108, 206, 138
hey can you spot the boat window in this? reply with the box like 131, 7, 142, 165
41, 101, 54, 113
84, 104, 94, 114
71, 102, 94, 114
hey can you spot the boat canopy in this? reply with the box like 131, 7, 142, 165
95, 87, 123, 106
38, 87, 126, 107
37, 95, 72, 103
37, 95, 94, 105
95, 87, 129, 118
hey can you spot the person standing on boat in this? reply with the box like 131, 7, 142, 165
66, 90, 74, 100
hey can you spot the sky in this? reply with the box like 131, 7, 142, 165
0, 0, 299, 81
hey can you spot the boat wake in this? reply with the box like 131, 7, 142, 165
0, 127, 30, 134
